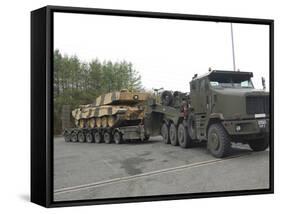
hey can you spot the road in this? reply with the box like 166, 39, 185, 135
54, 136, 269, 201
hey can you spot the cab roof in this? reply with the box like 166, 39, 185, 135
192, 70, 253, 81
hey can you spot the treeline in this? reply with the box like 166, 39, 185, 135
54, 49, 143, 134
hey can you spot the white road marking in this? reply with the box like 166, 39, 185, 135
54, 152, 251, 195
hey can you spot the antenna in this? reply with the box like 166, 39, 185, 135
230, 23, 236, 71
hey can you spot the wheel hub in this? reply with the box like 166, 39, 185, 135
114, 133, 120, 141
95, 133, 101, 143
210, 132, 219, 150
86, 133, 93, 142
104, 133, 111, 143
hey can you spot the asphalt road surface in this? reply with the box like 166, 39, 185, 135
54, 136, 269, 201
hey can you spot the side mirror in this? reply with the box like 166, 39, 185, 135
261, 77, 266, 90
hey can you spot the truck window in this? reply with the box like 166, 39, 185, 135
209, 75, 254, 89
240, 80, 253, 88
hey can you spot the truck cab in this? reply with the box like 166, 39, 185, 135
188, 70, 269, 157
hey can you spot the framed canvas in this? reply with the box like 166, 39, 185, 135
31, 5, 274, 207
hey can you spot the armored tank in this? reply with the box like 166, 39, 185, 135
64, 90, 152, 144
72, 89, 151, 128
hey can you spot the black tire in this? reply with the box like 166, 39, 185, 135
161, 123, 170, 144
144, 135, 150, 142
173, 91, 182, 98
113, 131, 123, 144
70, 132, 78, 142
94, 132, 102, 143
248, 137, 269, 151
104, 132, 112, 144
177, 123, 192, 148
78, 132, 85, 143
140, 134, 150, 142
207, 124, 231, 158
169, 123, 178, 146
64, 132, 71, 142
161, 91, 173, 106
187, 113, 196, 140
86, 132, 94, 143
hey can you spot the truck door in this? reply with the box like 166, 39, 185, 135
189, 78, 210, 140
190, 80, 199, 112
204, 79, 212, 115
198, 79, 207, 113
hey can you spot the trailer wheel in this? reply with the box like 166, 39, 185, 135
104, 132, 112, 144
143, 134, 150, 142
94, 132, 102, 143
177, 123, 192, 148
64, 131, 71, 142
70, 132, 78, 142
161, 91, 173, 106
169, 123, 178, 146
86, 132, 94, 143
207, 124, 231, 158
161, 123, 170, 144
78, 132, 85, 143
248, 137, 269, 151
113, 131, 123, 144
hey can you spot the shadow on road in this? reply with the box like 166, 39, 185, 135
120, 137, 162, 145
230, 146, 253, 156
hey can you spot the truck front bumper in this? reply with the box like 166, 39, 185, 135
222, 118, 269, 138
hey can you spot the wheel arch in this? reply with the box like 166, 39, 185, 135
207, 117, 222, 135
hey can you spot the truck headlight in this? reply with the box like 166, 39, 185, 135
236, 125, 241, 132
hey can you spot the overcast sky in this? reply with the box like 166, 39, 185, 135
54, 12, 269, 92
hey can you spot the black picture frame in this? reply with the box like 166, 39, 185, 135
31, 5, 274, 208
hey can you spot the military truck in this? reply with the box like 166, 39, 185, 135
63, 90, 152, 144
152, 70, 269, 158
63, 70, 269, 158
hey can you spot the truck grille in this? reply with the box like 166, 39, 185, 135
246, 95, 269, 114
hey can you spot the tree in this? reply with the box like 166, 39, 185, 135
53, 49, 144, 134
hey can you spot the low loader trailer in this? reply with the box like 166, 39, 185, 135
63, 124, 149, 144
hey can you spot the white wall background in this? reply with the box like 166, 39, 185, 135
0, 0, 279, 213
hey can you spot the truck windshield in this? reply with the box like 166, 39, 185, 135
209, 75, 254, 89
